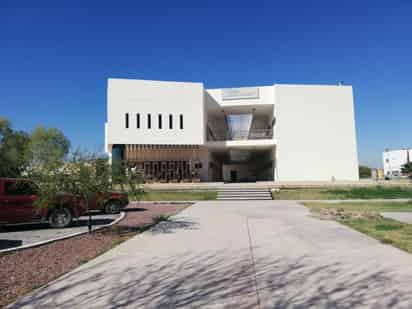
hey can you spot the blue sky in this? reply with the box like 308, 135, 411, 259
1, 0, 411, 168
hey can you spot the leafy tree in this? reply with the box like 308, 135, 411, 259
28, 152, 111, 231
126, 169, 145, 203
359, 165, 372, 179
66, 152, 112, 232
30, 126, 70, 167
28, 160, 71, 225
29, 150, 143, 232
0, 117, 12, 143
401, 162, 412, 179
112, 160, 144, 200
0, 117, 31, 177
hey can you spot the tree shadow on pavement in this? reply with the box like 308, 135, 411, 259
75, 218, 116, 227
0, 217, 117, 250
122, 207, 147, 213
0, 239, 22, 250
9, 246, 412, 309
1, 214, 117, 233
149, 217, 199, 235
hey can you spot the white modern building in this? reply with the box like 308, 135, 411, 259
383, 149, 412, 178
105, 78, 359, 183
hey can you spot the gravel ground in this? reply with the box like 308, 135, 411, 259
0, 203, 190, 308
0, 214, 120, 250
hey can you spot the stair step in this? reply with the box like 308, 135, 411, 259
218, 189, 270, 191
217, 197, 272, 201
217, 197, 272, 200
218, 195, 272, 198
218, 191, 271, 194
217, 192, 271, 194
217, 189, 269, 192
218, 195, 271, 197
217, 191, 270, 194
216, 186, 272, 200
218, 187, 270, 189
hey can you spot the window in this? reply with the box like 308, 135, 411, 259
179, 114, 184, 129
158, 114, 162, 129
226, 114, 252, 140
169, 114, 173, 129
5, 181, 37, 195
136, 113, 140, 129
125, 113, 129, 128
147, 114, 151, 129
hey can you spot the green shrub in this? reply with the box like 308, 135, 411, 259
375, 223, 403, 231
327, 186, 412, 199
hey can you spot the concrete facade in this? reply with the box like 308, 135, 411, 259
275, 85, 359, 181
105, 79, 204, 147
105, 78, 359, 182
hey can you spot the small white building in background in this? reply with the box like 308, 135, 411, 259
383, 149, 412, 178
105, 78, 359, 183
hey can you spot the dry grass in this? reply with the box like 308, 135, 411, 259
343, 218, 412, 253
304, 200, 412, 255
134, 190, 217, 201
305, 200, 412, 213
272, 186, 412, 200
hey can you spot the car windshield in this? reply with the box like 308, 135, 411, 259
5, 181, 38, 195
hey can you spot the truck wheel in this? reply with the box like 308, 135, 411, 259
49, 207, 72, 228
104, 201, 121, 214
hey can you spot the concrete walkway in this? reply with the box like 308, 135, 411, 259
382, 212, 412, 224
10, 201, 412, 308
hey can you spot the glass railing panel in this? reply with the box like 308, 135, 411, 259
207, 129, 273, 141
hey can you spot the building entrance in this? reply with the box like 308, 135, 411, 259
230, 170, 238, 182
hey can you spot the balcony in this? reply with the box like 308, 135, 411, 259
207, 128, 273, 141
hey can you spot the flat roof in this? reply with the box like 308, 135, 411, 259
106, 78, 352, 89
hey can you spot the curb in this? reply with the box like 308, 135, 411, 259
0, 212, 126, 255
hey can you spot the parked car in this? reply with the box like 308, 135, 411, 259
0, 178, 129, 228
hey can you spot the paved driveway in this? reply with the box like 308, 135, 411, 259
9, 201, 412, 308
382, 212, 412, 224
0, 213, 120, 250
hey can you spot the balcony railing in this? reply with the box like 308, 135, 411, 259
207, 129, 273, 141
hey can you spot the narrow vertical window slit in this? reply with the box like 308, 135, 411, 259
125, 113, 129, 128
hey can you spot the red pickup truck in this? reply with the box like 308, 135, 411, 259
0, 178, 129, 228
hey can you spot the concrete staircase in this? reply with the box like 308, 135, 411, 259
217, 186, 272, 200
